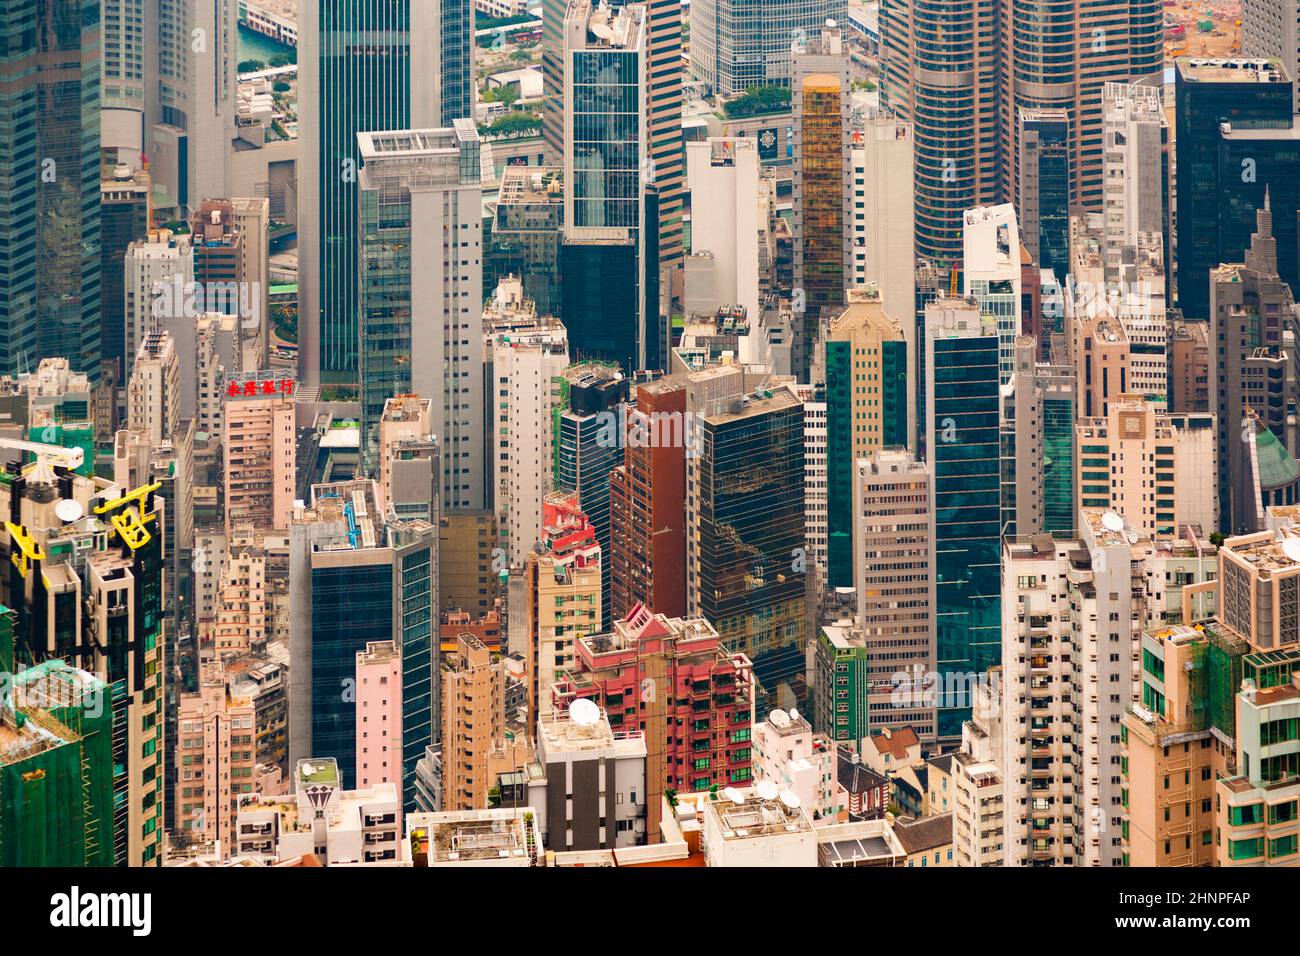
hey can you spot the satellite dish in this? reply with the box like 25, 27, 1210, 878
789, 708, 799, 723
769, 708, 790, 729
1283, 538, 1300, 564
54, 499, 83, 523
724, 787, 745, 805
1101, 510, 1125, 533
756, 780, 779, 801
779, 789, 801, 810
569, 698, 600, 727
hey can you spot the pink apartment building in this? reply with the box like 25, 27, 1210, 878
224, 372, 296, 532
355, 640, 403, 792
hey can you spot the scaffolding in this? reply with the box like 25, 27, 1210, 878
1203, 625, 1249, 739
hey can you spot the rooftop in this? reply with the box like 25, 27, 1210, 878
893, 813, 953, 855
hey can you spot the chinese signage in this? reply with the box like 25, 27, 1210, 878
226, 373, 296, 399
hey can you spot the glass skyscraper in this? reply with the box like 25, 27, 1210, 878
688, 0, 848, 96
925, 300, 1002, 740
1, 0, 101, 379
298, 0, 472, 385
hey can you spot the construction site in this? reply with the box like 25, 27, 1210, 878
1164, 0, 1243, 59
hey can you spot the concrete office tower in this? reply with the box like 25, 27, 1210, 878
289, 479, 437, 809
1, 471, 168, 866
0, 0, 101, 380
1008, 337, 1076, 539
357, 125, 486, 511
124, 230, 194, 380
642, 0, 684, 289
962, 204, 1022, 386
1173, 58, 1295, 320
1212, 200, 1299, 533
824, 291, 909, 587
1101, 83, 1168, 276
519, 492, 603, 719
688, 0, 847, 94
552, 604, 755, 843
608, 376, 689, 621
174, 662, 259, 853
484, 292, 570, 567
101, 165, 151, 390
1000, 513, 1175, 867
441, 633, 506, 811
561, 1, 662, 375
880, 0, 1000, 264
792, 23, 852, 382
850, 109, 917, 340
686, 368, 806, 711
686, 138, 763, 365
999, 1, 1163, 213
528, 704, 649, 850
223, 372, 297, 533
355, 640, 404, 794
1243, 0, 1300, 112
853, 449, 937, 742
1168, 316, 1212, 413
190, 198, 272, 370
298, 1, 451, 386
1017, 109, 1070, 276
378, 397, 441, 524
924, 298, 1002, 739
128, 332, 182, 446
1076, 394, 1219, 540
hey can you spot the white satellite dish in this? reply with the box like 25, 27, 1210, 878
789, 708, 799, 723
1283, 538, 1300, 564
569, 698, 600, 727
1101, 511, 1125, 533
779, 789, 801, 810
755, 780, 779, 801
724, 787, 745, 806
54, 499, 83, 523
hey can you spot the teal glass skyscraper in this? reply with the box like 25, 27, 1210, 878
298, 0, 473, 386
925, 299, 1002, 741
1, 0, 101, 379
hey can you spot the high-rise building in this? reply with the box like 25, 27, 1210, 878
357, 125, 486, 511
685, 138, 763, 365
223, 371, 297, 533
963, 204, 1022, 386
288, 480, 437, 808
1075, 394, 1219, 540
484, 287, 569, 566
1017, 109, 1070, 277
1, 657, 113, 867
0, 0, 101, 380
100, 164, 152, 392
517, 492, 602, 719
1, 466, 168, 866
377, 395, 440, 522
882, 0, 1162, 262
1101, 83, 1169, 284
824, 291, 908, 587
687, 0, 848, 95
792, 24, 851, 381
441, 632, 505, 811
880, 0, 1000, 264
1173, 58, 1294, 321
487, 167, 564, 317
551, 603, 755, 842
560, 0, 662, 374
853, 449, 936, 741
1211, 200, 1298, 534
686, 368, 805, 711
298, 0, 461, 385
190, 198, 271, 370
811, 621, 870, 746
925, 298, 1001, 739
1242, 0, 1300, 113
608, 376, 689, 621
124, 230, 193, 380
355, 640, 403, 793
1168, 315, 1212, 413
556, 363, 628, 611
850, 109, 917, 350
128, 332, 182, 447
1007, 337, 1076, 539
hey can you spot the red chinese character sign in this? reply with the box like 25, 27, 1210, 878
226, 372, 297, 399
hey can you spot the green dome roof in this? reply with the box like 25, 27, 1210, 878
1255, 426, 1300, 489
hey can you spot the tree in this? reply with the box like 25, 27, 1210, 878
238, 59, 265, 74
722, 84, 791, 119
